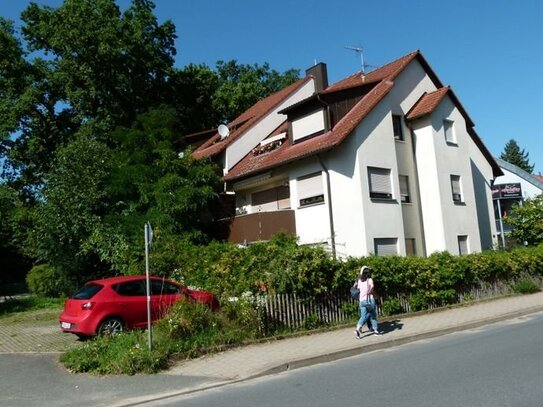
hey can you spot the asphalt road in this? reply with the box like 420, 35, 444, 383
147, 312, 543, 407
0, 353, 216, 407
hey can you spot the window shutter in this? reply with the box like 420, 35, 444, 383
458, 235, 469, 255
405, 238, 416, 256
374, 238, 398, 256
399, 175, 409, 203
369, 167, 391, 197
444, 120, 455, 143
297, 173, 324, 206
451, 175, 462, 202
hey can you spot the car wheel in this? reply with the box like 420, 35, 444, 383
97, 317, 124, 336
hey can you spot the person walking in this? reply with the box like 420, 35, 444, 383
354, 266, 381, 338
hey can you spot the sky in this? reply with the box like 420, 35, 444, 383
2, 0, 543, 173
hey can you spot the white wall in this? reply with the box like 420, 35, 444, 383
224, 80, 316, 171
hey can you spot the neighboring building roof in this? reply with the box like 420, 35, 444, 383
192, 77, 312, 159
495, 157, 543, 190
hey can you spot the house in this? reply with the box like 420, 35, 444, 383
192, 50, 503, 258
492, 157, 543, 247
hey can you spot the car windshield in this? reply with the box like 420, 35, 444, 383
72, 283, 103, 299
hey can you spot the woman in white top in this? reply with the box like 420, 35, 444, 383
354, 266, 381, 338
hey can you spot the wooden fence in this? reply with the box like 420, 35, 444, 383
260, 280, 535, 332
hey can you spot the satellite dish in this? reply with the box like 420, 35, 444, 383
218, 124, 230, 139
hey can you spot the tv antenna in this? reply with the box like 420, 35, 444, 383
344, 45, 368, 74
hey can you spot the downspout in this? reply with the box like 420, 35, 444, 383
317, 154, 336, 259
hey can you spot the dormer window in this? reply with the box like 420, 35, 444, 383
291, 109, 326, 143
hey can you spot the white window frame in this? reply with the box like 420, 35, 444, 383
450, 175, 463, 203
444, 119, 456, 145
368, 167, 393, 200
374, 238, 398, 256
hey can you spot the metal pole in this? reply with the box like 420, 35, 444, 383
144, 223, 152, 351
497, 199, 506, 249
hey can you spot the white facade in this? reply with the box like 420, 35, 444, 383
222, 54, 500, 258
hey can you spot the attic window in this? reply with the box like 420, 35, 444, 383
252, 133, 287, 156
291, 109, 326, 142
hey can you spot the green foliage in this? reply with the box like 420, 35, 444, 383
60, 330, 170, 375
505, 195, 543, 246
512, 278, 541, 294
500, 139, 534, 173
380, 298, 403, 317
25, 264, 73, 297
0, 296, 62, 317
212, 61, 300, 122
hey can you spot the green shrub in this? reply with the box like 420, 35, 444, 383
341, 301, 359, 319
381, 298, 403, 317
409, 292, 428, 312
512, 279, 541, 294
60, 331, 169, 375
26, 264, 73, 297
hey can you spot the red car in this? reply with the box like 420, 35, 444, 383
59, 275, 219, 338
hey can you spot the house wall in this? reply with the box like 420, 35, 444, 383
225, 80, 316, 171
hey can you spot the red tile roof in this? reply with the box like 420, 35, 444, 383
193, 77, 312, 159
406, 87, 450, 121
214, 50, 500, 182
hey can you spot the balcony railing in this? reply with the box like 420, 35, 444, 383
217, 210, 296, 244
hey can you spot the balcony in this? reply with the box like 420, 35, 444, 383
218, 210, 296, 244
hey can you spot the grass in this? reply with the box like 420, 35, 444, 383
0, 296, 63, 322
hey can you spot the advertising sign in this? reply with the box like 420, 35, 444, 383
492, 183, 522, 199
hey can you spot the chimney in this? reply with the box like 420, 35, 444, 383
305, 62, 328, 93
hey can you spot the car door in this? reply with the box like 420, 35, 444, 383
113, 279, 148, 328
150, 279, 183, 321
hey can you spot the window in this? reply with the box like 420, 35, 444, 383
297, 172, 324, 207
399, 175, 410, 203
292, 109, 326, 142
114, 280, 146, 296
392, 115, 404, 141
444, 120, 456, 144
374, 238, 398, 256
251, 185, 290, 212
368, 167, 392, 200
458, 235, 469, 256
151, 280, 181, 295
450, 175, 462, 203
405, 238, 416, 256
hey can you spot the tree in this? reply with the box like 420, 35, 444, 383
504, 195, 543, 246
1, 0, 177, 191
1, 0, 300, 282
212, 61, 299, 123
500, 139, 534, 173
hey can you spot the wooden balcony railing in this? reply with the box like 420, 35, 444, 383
217, 210, 296, 244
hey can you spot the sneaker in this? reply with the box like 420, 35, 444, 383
355, 329, 361, 339
373, 330, 382, 336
